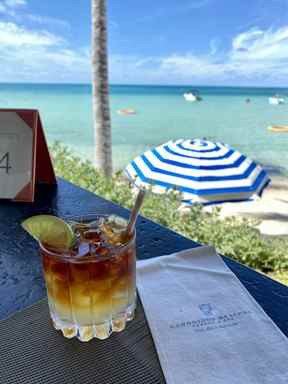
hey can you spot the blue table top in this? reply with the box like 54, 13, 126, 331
1, 178, 288, 337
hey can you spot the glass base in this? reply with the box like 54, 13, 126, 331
50, 304, 136, 342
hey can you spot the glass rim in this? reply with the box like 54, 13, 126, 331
39, 213, 136, 261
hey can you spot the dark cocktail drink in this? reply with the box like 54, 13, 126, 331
40, 215, 136, 341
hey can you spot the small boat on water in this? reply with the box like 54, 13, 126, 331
183, 90, 202, 102
268, 125, 288, 133
269, 95, 285, 105
117, 108, 136, 115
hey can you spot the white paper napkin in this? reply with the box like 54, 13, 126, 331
137, 246, 288, 384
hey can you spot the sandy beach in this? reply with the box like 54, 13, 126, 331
219, 175, 288, 236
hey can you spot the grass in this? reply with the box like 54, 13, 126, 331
269, 271, 288, 286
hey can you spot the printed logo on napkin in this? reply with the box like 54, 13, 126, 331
198, 303, 217, 317
169, 304, 252, 333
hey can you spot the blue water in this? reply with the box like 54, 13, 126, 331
1, 83, 288, 175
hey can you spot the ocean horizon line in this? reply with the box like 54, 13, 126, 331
0, 82, 288, 90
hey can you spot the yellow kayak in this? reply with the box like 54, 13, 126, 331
268, 125, 288, 132
117, 108, 136, 116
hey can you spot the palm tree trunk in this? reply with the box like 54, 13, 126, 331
91, 0, 112, 177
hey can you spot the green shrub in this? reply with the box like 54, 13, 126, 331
51, 142, 288, 273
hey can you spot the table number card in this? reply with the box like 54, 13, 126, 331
0, 109, 56, 202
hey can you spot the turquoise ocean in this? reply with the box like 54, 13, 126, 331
1, 83, 288, 175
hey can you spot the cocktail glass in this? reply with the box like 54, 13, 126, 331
40, 214, 136, 341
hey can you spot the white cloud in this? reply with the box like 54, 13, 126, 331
0, 21, 89, 82
0, 22, 62, 46
0, 16, 288, 85
231, 26, 288, 61
0, 44, 90, 82
160, 54, 224, 78
0, 2, 85, 83
0, 0, 26, 16
5, 0, 27, 7
0, 0, 69, 30
108, 25, 288, 85
232, 29, 264, 52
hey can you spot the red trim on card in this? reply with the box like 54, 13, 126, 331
14, 181, 34, 202
35, 114, 56, 184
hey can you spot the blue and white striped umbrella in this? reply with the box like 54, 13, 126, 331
125, 139, 270, 205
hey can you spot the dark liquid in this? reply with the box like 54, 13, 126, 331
41, 217, 136, 341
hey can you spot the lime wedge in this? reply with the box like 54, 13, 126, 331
22, 215, 75, 250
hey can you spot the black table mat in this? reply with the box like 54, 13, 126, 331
0, 298, 165, 384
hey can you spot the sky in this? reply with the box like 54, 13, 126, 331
0, 0, 288, 85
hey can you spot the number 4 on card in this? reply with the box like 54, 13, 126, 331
0, 152, 11, 174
